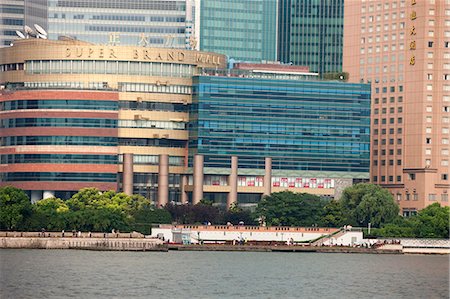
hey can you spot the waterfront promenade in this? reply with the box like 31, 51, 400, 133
1, 231, 448, 254
0, 231, 166, 251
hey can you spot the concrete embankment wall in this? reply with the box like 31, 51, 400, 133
0, 237, 166, 251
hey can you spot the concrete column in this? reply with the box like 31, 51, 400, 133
158, 154, 169, 207
181, 175, 188, 204
123, 153, 134, 196
43, 190, 55, 199
263, 157, 272, 197
192, 154, 204, 205
227, 156, 238, 209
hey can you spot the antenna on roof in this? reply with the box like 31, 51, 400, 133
24, 25, 36, 38
15, 30, 26, 39
34, 24, 48, 39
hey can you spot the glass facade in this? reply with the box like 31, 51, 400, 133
24, 0, 195, 48
2, 118, 117, 128
1, 0, 24, 47
278, 0, 344, 74
25, 60, 194, 77
1, 136, 118, 146
0, 172, 117, 182
190, 76, 371, 174
199, 0, 277, 62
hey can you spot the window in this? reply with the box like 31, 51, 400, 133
397, 176, 401, 182
428, 41, 434, 47
428, 194, 436, 201
442, 174, 448, 180
442, 194, 449, 202
408, 173, 416, 180
397, 160, 402, 165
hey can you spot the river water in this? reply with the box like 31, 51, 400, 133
0, 250, 448, 299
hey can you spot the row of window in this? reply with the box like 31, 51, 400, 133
119, 82, 192, 94
374, 107, 402, 114
1, 118, 117, 129
396, 193, 449, 202
87, 25, 185, 34
373, 160, 402, 166
131, 173, 181, 186
196, 156, 369, 172
0, 100, 118, 111
118, 120, 186, 130
119, 138, 186, 147
25, 60, 194, 78
374, 96, 403, 104
0, 172, 117, 182
0, 63, 24, 72
119, 101, 187, 112
373, 148, 402, 155
375, 173, 449, 183
373, 118, 402, 125
374, 128, 402, 135
373, 139, 402, 146
118, 154, 184, 166
0, 136, 118, 147
0, 154, 117, 164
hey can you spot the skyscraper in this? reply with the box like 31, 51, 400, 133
24, 0, 196, 48
1, 0, 24, 47
278, 0, 344, 74
344, 0, 449, 214
198, 0, 277, 62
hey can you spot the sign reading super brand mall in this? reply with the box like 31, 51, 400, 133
64, 47, 223, 66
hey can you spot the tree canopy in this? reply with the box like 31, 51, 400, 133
256, 191, 327, 226
0, 186, 32, 230
0, 185, 448, 239
339, 183, 399, 227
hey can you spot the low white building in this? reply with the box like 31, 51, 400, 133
151, 224, 361, 245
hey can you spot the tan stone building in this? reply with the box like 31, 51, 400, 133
344, 0, 450, 215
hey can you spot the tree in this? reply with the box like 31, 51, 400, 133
321, 200, 347, 227
339, 183, 399, 228
30, 197, 69, 231
410, 203, 449, 238
130, 206, 172, 234
64, 188, 151, 232
256, 191, 326, 226
223, 203, 257, 225
0, 186, 32, 230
